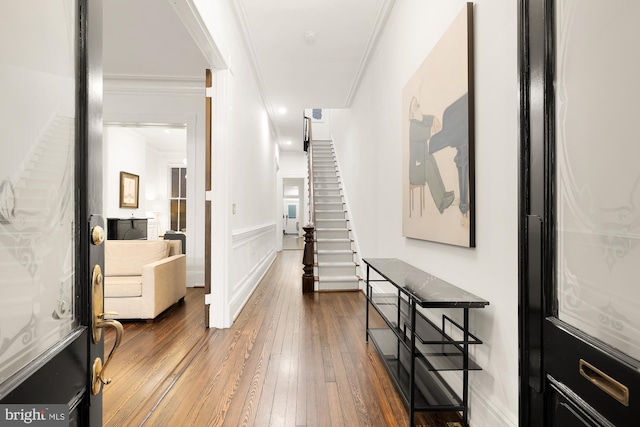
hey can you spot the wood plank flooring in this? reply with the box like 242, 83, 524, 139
103, 250, 462, 427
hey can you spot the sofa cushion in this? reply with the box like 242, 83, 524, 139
105, 240, 170, 276
104, 276, 143, 297
166, 240, 182, 256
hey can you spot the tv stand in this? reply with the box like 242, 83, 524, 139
107, 217, 148, 240
364, 258, 488, 427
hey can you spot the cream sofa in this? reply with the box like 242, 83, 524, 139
104, 240, 186, 321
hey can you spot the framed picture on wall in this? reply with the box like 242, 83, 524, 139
119, 171, 139, 208
402, 3, 475, 247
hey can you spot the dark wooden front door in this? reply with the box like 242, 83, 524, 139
0, 1, 107, 425
520, 1, 640, 425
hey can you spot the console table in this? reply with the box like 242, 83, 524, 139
364, 258, 489, 427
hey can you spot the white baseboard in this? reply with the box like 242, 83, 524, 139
230, 248, 276, 321
468, 385, 518, 427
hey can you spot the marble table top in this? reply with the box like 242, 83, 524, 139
364, 258, 489, 308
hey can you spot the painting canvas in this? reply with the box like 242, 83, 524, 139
402, 3, 475, 247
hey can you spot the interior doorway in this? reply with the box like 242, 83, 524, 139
282, 178, 305, 250
102, 123, 204, 286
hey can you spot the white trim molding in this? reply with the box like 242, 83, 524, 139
231, 223, 276, 249
230, 223, 277, 320
468, 384, 518, 427
230, 0, 281, 143
103, 75, 204, 96
169, 0, 229, 70
344, 0, 396, 106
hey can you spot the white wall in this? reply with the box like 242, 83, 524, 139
332, 1, 518, 426
194, 0, 279, 328
279, 151, 307, 176
103, 127, 148, 219
304, 108, 332, 140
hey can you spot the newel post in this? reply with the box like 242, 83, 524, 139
302, 224, 315, 293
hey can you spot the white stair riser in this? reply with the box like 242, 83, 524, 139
316, 240, 351, 251
316, 229, 349, 239
315, 202, 343, 211
317, 252, 353, 263
314, 174, 338, 180
314, 183, 339, 189
315, 197, 343, 204
315, 211, 345, 220
318, 264, 356, 276
313, 175, 338, 181
317, 279, 359, 291
313, 161, 335, 167
314, 189, 341, 196
315, 219, 347, 228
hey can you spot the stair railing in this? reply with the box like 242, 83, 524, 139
302, 115, 315, 293
304, 116, 315, 225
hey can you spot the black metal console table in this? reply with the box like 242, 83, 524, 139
364, 258, 489, 427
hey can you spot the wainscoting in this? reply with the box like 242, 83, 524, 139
230, 223, 277, 320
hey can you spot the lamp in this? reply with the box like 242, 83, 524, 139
147, 199, 166, 239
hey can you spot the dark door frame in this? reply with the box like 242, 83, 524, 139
519, 1, 640, 425
518, 0, 549, 424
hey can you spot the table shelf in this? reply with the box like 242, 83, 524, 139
364, 258, 489, 427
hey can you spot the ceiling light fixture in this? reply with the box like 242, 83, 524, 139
278, 107, 287, 114
304, 31, 316, 43
286, 140, 292, 145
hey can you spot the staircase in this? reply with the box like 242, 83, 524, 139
311, 140, 360, 291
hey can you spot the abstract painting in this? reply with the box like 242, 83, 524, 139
402, 3, 475, 247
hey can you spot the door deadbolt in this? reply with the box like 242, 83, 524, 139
91, 225, 105, 245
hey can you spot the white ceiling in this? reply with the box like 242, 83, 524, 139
103, 0, 394, 152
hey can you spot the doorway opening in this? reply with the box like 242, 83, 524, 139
282, 178, 305, 251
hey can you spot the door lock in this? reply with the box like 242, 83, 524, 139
90, 264, 123, 395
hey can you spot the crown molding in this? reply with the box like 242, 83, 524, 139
231, 0, 281, 144
344, 0, 396, 107
169, 0, 229, 70
103, 74, 204, 95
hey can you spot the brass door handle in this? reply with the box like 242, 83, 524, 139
92, 314, 123, 395
579, 359, 629, 406
90, 263, 125, 395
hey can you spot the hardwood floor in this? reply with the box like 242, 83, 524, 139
104, 250, 461, 427
282, 235, 304, 250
